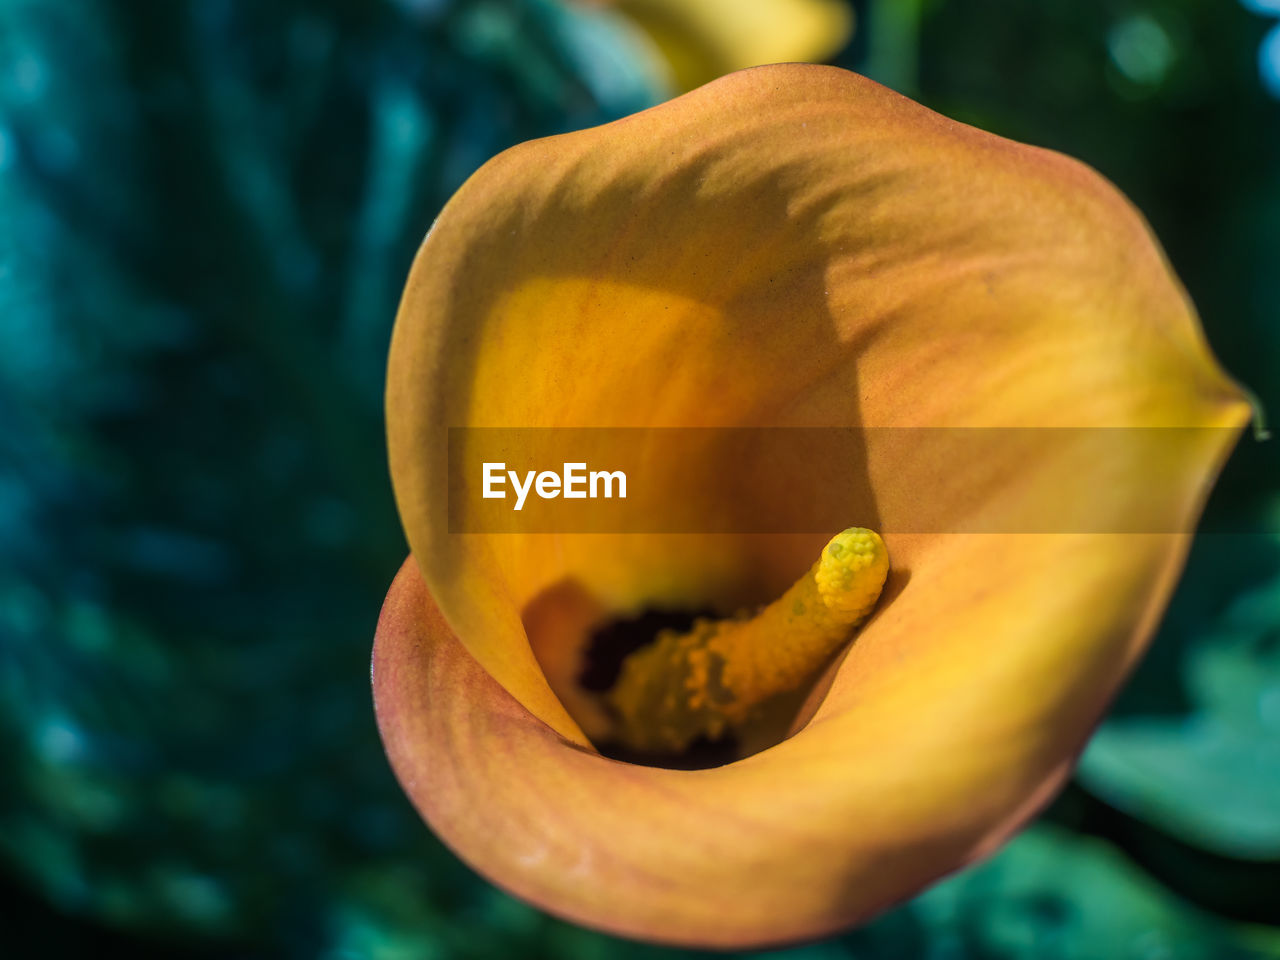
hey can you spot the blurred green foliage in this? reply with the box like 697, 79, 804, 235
0, 0, 1277, 957
1081, 545, 1280, 861
0, 0, 659, 953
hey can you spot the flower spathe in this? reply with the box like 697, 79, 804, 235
376, 65, 1249, 947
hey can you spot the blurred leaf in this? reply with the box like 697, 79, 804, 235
1080, 538, 1280, 859
903, 825, 1279, 960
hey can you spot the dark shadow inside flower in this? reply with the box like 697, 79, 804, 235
525, 586, 737, 768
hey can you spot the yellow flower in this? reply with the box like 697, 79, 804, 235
586, 0, 854, 90
374, 64, 1249, 948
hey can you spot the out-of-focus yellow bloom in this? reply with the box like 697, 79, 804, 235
586, 0, 854, 90
374, 65, 1249, 948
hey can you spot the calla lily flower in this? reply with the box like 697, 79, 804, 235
374, 65, 1249, 948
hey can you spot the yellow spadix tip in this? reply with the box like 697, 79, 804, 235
817, 528, 889, 615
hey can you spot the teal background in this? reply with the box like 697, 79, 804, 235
0, 1, 1277, 957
